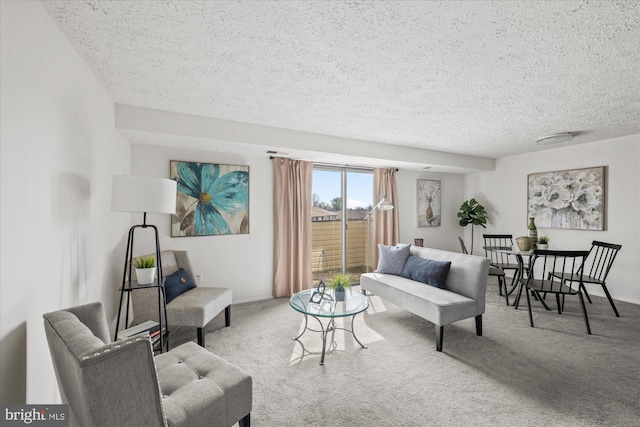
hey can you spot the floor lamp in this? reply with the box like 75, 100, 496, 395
364, 195, 394, 273
112, 175, 176, 351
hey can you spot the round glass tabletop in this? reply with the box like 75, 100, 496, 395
289, 288, 368, 318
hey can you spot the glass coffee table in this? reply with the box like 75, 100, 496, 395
289, 288, 368, 365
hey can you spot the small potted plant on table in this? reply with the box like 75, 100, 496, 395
328, 273, 352, 302
134, 256, 157, 285
537, 236, 549, 250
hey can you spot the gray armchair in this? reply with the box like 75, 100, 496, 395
44, 302, 252, 427
131, 250, 232, 347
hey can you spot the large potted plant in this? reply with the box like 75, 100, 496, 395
327, 273, 352, 302
457, 198, 488, 255
134, 256, 157, 285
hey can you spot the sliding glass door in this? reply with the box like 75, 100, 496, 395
311, 167, 373, 285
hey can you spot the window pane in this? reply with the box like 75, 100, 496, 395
346, 172, 373, 283
311, 168, 373, 286
311, 170, 342, 284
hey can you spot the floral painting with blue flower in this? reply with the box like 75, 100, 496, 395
170, 161, 249, 236
528, 166, 604, 230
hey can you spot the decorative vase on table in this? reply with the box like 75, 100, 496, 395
527, 217, 538, 247
516, 236, 534, 251
334, 289, 345, 302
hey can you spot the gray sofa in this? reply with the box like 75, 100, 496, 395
361, 245, 489, 352
44, 302, 252, 427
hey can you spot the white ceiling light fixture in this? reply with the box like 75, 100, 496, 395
535, 132, 574, 145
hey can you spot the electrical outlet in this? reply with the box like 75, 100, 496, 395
195, 273, 202, 284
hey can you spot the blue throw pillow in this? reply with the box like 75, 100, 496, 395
164, 268, 196, 304
402, 256, 451, 288
377, 244, 411, 275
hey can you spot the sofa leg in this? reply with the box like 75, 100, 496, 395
475, 315, 482, 336
239, 413, 250, 427
435, 325, 443, 352
225, 305, 231, 327
197, 327, 205, 347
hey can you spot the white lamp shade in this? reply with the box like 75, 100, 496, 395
378, 200, 394, 210
376, 196, 394, 211
111, 175, 177, 214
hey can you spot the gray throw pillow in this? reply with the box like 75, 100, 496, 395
377, 244, 411, 275
402, 256, 451, 288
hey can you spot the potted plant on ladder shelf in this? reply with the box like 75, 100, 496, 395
134, 256, 157, 285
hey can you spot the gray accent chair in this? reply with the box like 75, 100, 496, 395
132, 250, 232, 347
44, 302, 252, 427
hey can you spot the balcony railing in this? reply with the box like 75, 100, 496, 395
311, 219, 374, 284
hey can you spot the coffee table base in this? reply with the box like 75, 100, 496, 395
293, 314, 367, 365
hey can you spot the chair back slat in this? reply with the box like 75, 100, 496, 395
483, 234, 514, 267
585, 241, 622, 281
529, 250, 589, 294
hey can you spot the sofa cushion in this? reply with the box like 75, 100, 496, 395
377, 244, 411, 275
361, 273, 478, 326
402, 256, 451, 289
167, 287, 233, 328
165, 268, 196, 304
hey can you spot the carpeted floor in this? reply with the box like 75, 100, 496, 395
170, 279, 640, 426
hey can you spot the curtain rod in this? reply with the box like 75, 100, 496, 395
269, 156, 398, 172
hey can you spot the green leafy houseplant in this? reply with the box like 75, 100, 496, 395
457, 198, 488, 255
134, 256, 156, 269
328, 273, 352, 301
538, 236, 549, 244
327, 273, 352, 292
134, 256, 157, 285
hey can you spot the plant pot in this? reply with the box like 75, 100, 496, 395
136, 267, 157, 285
334, 289, 345, 302
537, 244, 549, 250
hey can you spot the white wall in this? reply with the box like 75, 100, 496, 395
397, 170, 466, 252
132, 146, 467, 304
131, 145, 274, 303
465, 134, 640, 304
0, 1, 130, 404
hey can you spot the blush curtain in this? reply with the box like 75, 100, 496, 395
373, 168, 400, 265
272, 158, 313, 297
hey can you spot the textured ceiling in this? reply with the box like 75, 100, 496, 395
42, 0, 640, 162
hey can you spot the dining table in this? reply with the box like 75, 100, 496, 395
482, 246, 550, 310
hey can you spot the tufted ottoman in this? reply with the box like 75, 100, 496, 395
155, 342, 252, 427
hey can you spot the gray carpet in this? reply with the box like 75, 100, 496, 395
170, 279, 640, 426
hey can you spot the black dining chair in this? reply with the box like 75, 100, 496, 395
483, 234, 527, 292
521, 249, 591, 334
460, 237, 509, 305
549, 241, 622, 317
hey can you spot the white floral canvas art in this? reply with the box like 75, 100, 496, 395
527, 166, 605, 230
